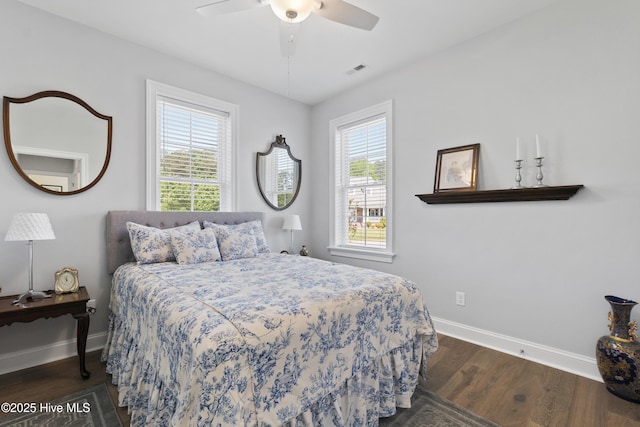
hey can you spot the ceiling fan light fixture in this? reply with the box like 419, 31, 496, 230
270, 0, 317, 23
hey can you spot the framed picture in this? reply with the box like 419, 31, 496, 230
433, 143, 480, 192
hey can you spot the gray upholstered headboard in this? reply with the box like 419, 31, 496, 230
106, 210, 265, 274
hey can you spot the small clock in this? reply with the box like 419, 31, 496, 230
55, 267, 79, 294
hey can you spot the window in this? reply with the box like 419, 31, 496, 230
329, 100, 393, 263
146, 80, 237, 211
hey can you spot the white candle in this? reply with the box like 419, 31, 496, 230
516, 138, 521, 160
535, 134, 541, 158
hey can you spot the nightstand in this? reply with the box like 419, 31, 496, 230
0, 287, 91, 379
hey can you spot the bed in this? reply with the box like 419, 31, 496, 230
102, 210, 438, 426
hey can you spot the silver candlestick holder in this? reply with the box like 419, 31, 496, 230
512, 160, 524, 189
533, 157, 547, 187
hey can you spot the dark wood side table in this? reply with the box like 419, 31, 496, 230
0, 287, 91, 379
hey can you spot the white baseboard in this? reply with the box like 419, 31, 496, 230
0, 332, 107, 376
0, 320, 603, 383
432, 317, 602, 382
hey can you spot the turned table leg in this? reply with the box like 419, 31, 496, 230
73, 312, 91, 379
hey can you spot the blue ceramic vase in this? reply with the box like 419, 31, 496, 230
596, 295, 640, 403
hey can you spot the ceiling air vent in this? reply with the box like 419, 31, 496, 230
346, 63, 368, 75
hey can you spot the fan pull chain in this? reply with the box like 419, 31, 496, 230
286, 22, 293, 98
287, 50, 291, 97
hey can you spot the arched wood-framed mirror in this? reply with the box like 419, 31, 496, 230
256, 135, 301, 210
3, 90, 113, 195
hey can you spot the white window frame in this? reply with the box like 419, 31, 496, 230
146, 79, 238, 211
329, 100, 394, 263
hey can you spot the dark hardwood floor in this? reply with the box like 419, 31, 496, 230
423, 335, 640, 427
1, 335, 639, 426
0, 350, 131, 425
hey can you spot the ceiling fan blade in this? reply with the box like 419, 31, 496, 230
279, 21, 300, 57
196, 0, 268, 16
313, 0, 379, 31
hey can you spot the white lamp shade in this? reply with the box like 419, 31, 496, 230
5, 213, 56, 241
282, 214, 302, 231
270, 0, 316, 23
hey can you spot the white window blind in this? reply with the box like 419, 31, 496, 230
272, 148, 296, 203
146, 80, 236, 211
330, 100, 393, 262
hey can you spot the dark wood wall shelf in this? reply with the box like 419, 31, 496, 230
416, 185, 584, 205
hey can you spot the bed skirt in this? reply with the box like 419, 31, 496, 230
102, 313, 435, 426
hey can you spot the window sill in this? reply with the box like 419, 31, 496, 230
328, 246, 395, 263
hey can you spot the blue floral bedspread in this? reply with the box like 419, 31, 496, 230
102, 253, 438, 426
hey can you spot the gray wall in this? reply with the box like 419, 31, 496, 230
310, 0, 640, 378
2, 0, 638, 380
0, 0, 310, 372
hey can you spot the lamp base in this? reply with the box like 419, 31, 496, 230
13, 289, 51, 305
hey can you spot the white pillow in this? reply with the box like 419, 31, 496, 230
169, 228, 221, 264
205, 222, 259, 261
126, 221, 201, 264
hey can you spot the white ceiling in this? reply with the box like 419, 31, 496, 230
17, 0, 561, 105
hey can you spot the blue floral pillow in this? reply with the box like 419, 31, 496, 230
126, 221, 201, 264
169, 228, 221, 264
203, 220, 270, 254
205, 222, 259, 261
242, 220, 270, 253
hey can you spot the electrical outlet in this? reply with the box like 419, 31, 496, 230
87, 299, 96, 314
456, 292, 465, 306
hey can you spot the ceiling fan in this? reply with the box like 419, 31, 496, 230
196, 0, 379, 56
196, 0, 379, 30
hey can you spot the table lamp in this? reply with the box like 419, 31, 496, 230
282, 214, 302, 254
5, 213, 56, 305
